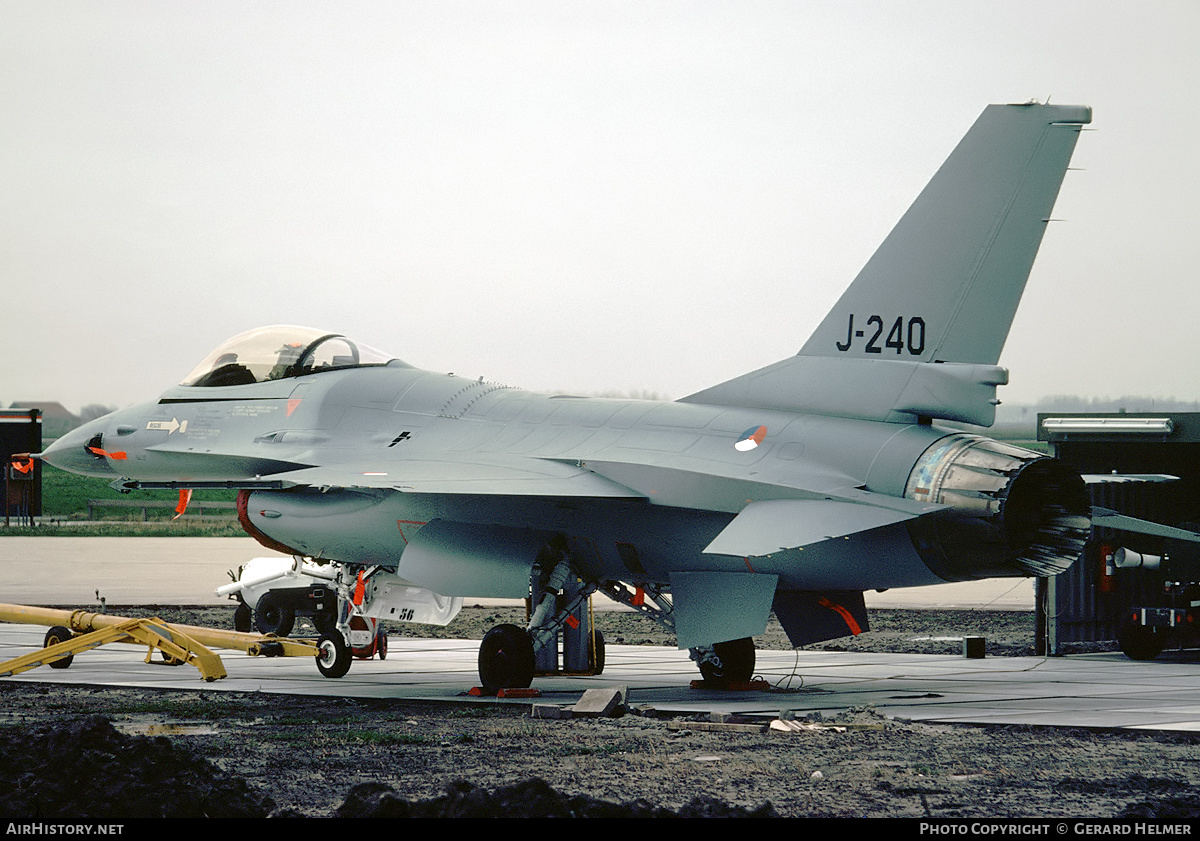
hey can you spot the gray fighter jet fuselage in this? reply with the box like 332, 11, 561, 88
41, 103, 1095, 686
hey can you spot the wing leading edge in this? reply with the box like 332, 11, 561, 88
269, 456, 646, 498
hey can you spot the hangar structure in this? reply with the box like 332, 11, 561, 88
1, 409, 41, 525
1037, 412, 1200, 655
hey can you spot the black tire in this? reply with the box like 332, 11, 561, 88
44, 626, 74, 670
313, 610, 338, 635
589, 629, 606, 675
315, 632, 352, 678
478, 624, 535, 691
233, 602, 252, 633
1119, 621, 1166, 661
698, 637, 756, 685
376, 628, 388, 661
254, 592, 295, 637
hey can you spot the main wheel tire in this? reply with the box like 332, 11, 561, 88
589, 629, 606, 675
376, 628, 388, 661
698, 637, 756, 685
44, 626, 74, 669
1119, 621, 1166, 661
233, 602, 252, 633
313, 610, 338, 635
254, 592, 295, 637
478, 624, 535, 691
315, 632, 353, 678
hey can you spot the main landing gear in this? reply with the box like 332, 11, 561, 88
474, 561, 760, 692
691, 637, 756, 687
600, 581, 758, 688
478, 624, 536, 691
476, 546, 607, 693
309, 553, 758, 689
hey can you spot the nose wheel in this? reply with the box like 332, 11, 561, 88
315, 632, 352, 678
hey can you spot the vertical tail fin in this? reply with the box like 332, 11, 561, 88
683, 103, 1091, 425
799, 102, 1091, 365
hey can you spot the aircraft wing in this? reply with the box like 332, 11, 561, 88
271, 456, 646, 499
276, 456, 946, 552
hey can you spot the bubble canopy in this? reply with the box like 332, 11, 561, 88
181, 326, 401, 387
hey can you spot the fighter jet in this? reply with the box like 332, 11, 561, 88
41, 102, 1095, 689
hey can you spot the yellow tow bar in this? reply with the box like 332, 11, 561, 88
0, 603, 320, 682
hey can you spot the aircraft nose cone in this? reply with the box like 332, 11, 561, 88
41, 417, 119, 478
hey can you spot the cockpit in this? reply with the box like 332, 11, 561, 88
181, 325, 403, 387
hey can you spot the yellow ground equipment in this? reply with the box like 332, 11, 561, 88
0, 603, 319, 682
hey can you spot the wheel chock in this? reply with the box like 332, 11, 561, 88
497, 687, 541, 698
467, 686, 542, 698
689, 678, 770, 691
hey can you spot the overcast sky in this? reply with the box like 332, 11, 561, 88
2, 1, 1197, 414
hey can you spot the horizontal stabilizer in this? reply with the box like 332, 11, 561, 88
1092, 508, 1200, 543
1083, 474, 1179, 484
703, 498, 921, 558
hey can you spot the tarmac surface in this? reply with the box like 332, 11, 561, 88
8, 536, 1198, 734
3, 622, 1200, 732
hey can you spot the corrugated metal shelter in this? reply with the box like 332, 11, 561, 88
1037, 413, 1200, 654
1, 409, 42, 523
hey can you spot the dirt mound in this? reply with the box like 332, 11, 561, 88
0, 714, 776, 819
333, 778, 780, 818
0, 715, 273, 819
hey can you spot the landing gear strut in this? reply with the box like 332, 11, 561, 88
476, 542, 604, 691
599, 581, 758, 687
312, 564, 389, 678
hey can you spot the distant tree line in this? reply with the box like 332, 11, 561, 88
5, 402, 118, 440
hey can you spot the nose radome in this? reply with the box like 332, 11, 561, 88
40, 416, 120, 478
